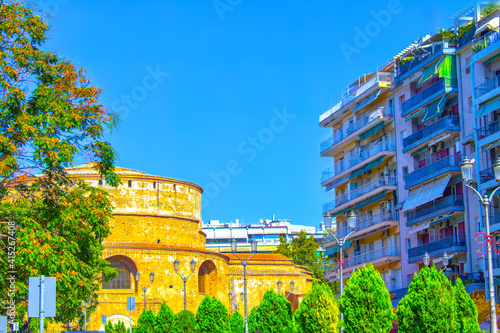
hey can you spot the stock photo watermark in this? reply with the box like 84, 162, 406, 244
213, 0, 243, 21
38, 0, 70, 17
6, 219, 17, 325
202, 107, 296, 208
340, 0, 404, 63
111, 65, 169, 120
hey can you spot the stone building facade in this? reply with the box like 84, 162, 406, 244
65, 163, 313, 330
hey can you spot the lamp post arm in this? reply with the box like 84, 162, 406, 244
344, 230, 355, 242
491, 186, 500, 199
138, 282, 146, 292
465, 182, 484, 202
184, 272, 194, 282
145, 281, 154, 291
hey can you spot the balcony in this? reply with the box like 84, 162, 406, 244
395, 43, 444, 84
323, 176, 397, 213
335, 211, 399, 239
406, 195, 465, 227
404, 155, 461, 189
321, 141, 396, 186
472, 30, 500, 54
489, 209, 500, 227
402, 115, 460, 154
408, 235, 467, 263
478, 119, 500, 142
401, 79, 457, 118
325, 246, 400, 276
475, 74, 500, 99
319, 72, 393, 125
320, 107, 393, 156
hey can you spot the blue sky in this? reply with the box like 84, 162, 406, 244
42, 0, 472, 227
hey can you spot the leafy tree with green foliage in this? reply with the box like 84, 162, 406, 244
0, 0, 119, 326
155, 302, 176, 333
339, 264, 394, 333
135, 309, 157, 333
229, 311, 245, 333
453, 278, 481, 333
105, 320, 128, 333
397, 266, 459, 333
248, 290, 295, 333
174, 310, 196, 333
195, 296, 230, 333
294, 281, 339, 333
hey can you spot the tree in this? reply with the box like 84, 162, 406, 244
471, 293, 500, 326
155, 302, 176, 333
229, 311, 244, 333
294, 281, 339, 333
195, 296, 230, 333
396, 266, 459, 333
174, 310, 196, 333
339, 264, 394, 333
135, 309, 157, 333
453, 278, 481, 332
248, 290, 295, 333
0, 0, 118, 325
105, 320, 128, 333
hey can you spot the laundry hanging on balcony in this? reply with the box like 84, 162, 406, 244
352, 89, 381, 113
420, 94, 448, 123
349, 156, 384, 179
402, 174, 452, 212
476, 98, 500, 118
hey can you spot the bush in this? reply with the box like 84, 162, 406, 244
453, 278, 481, 333
155, 302, 176, 333
229, 311, 245, 333
135, 309, 157, 333
248, 290, 295, 333
339, 264, 394, 333
173, 310, 196, 333
195, 296, 231, 333
294, 282, 339, 333
105, 320, 127, 333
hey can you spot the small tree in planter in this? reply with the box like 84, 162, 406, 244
453, 278, 481, 333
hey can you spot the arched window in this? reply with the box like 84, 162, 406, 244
198, 260, 217, 296
103, 262, 131, 289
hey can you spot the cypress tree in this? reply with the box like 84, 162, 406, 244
195, 296, 230, 333
155, 302, 176, 333
294, 282, 339, 333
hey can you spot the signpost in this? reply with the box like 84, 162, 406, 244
28, 276, 56, 333
101, 315, 107, 326
126, 297, 135, 333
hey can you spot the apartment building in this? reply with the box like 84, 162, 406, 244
321, 3, 500, 302
320, 64, 403, 295
202, 218, 325, 253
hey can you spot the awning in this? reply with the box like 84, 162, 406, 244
475, 17, 499, 37
352, 89, 382, 113
353, 191, 387, 211
349, 156, 384, 179
421, 94, 448, 123
482, 139, 500, 152
411, 145, 429, 157
485, 53, 500, 66
402, 174, 452, 212
326, 238, 354, 255
403, 70, 423, 87
409, 222, 431, 235
418, 61, 440, 85
326, 174, 350, 192
438, 56, 456, 79
433, 253, 455, 264
332, 206, 353, 218
359, 121, 385, 141
477, 98, 500, 118
429, 212, 455, 226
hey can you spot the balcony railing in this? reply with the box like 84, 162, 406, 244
406, 195, 464, 226
480, 165, 496, 183
475, 74, 500, 98
325, 246, 400, 274
489, 209, 500, 226
404, 154, 460, 187
402, 115, 460, 149
320, 107, 392, 154
321, 141, 396, 183
319, 72, 393, 123
336, 211, 399, 238
478, 119, 500, 140
401, 79, 456, 116
396, 43, 444, 80
323, 176, 396, 212
472, 29, 500, 54
408, 235, 466, 259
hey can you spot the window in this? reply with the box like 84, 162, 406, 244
468, 96, 473, 114
98, 179, 103, 186
128, 180, 132, 187
402, 166, 409, 177
103, 262, 131, 289
406, 238, 412, 251
465, 57, 471, 75
153, 182, 156, 189
388, 99, 394, 114
399, 94, 406, 108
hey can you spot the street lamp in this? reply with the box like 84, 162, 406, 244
423, 252, 430, 266
135, 271, 155, 310
231, 238, 258, 333
461, 156, 500, 333
228, 291, 245, 311
328, 210, 357, 333
174, 259, 197, 310
443, 252, 449, 267
276, 280, 295, 298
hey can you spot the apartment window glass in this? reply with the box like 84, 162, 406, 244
468, 96, 473, 114
103, 262, 131, 289
399, 94, 405, 108
388, 99, 394, 114
465, 57, 471, 75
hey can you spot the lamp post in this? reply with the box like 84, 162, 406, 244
135, 272, 155, 310
276, 280, 295, 298
231, 239, 258, 333
461, 156, 500, 333
174, 259, 197, 310
423, 252, 430, 266
228, 291, 245, 311
325, 210, 357, 333
82, 301, 87, 331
